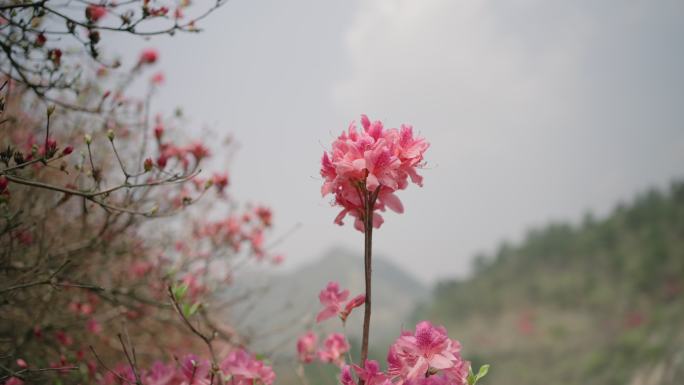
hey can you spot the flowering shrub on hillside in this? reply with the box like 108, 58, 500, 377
0, 2, 282, 384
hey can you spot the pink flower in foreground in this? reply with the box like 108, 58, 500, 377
296, 331, 318, 363
220, 348, 275, 385
387, 321, 469, 384
317, 333, 350, 366
316, 281, 349, 322
320, 115, 429, 231
139, 48, 159, 65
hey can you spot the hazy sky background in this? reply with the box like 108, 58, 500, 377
113, 0, 684, 283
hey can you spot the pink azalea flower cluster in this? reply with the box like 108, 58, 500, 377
152, 119, 211, 171
192, 205, 280, 262
9, 328, 101, 382
316, 281, 365, 323
296, 282, 363, 367
318, 333, 351, 365
96, 349, 275, 385
296, 332, 350, 367
338, 321, 470, 385
320, 115, 429, 231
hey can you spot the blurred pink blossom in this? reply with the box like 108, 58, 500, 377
318, 333, 350, 366
316, 281, 349, 322
296, 331, 318, 363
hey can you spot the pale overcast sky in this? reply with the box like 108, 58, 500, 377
112, 0, 684, 283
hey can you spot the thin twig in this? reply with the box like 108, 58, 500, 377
117, 333, 142, 385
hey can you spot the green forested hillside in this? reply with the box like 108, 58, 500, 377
419, 181, 684, 385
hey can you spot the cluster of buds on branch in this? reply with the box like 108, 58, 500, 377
0, 0, 228, 111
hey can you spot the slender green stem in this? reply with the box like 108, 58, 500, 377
359, 188, 379, 382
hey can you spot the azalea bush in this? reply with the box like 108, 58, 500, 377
0, 75, 281, 385
296, 116, 490, 385
0, 2, 283, 385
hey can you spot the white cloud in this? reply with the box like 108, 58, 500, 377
332, 0, 684, 281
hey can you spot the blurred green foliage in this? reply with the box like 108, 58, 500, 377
419, 181, 684, 385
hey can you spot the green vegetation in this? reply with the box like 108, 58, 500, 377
419, 181, 684, 385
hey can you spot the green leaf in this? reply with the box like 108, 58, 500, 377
188, 302, 200, 317
468, 364, 490, 385
476, 364, 490, 380
172, 282, 189, 300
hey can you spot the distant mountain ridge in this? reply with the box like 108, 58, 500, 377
420, 181, 684, 385
224, 246, 428, 355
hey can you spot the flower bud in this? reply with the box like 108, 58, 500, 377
48, 49, 62, 66
13, 151, 25, 165
35, 33, 46, 47
0, 146, 13, 163
84, 134, 92, 145
106, 129, 115, 141
0, 176, 8, 193
88, 30, 101, 44
47, 105, 56, 116
144, 158, 153, 172
61, 146, 73, 156
138, 48, 159, 65
85, 5, 107, 23
156, 156, 167, 168
16, 358, 27, 369
154, 125, 164, 139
